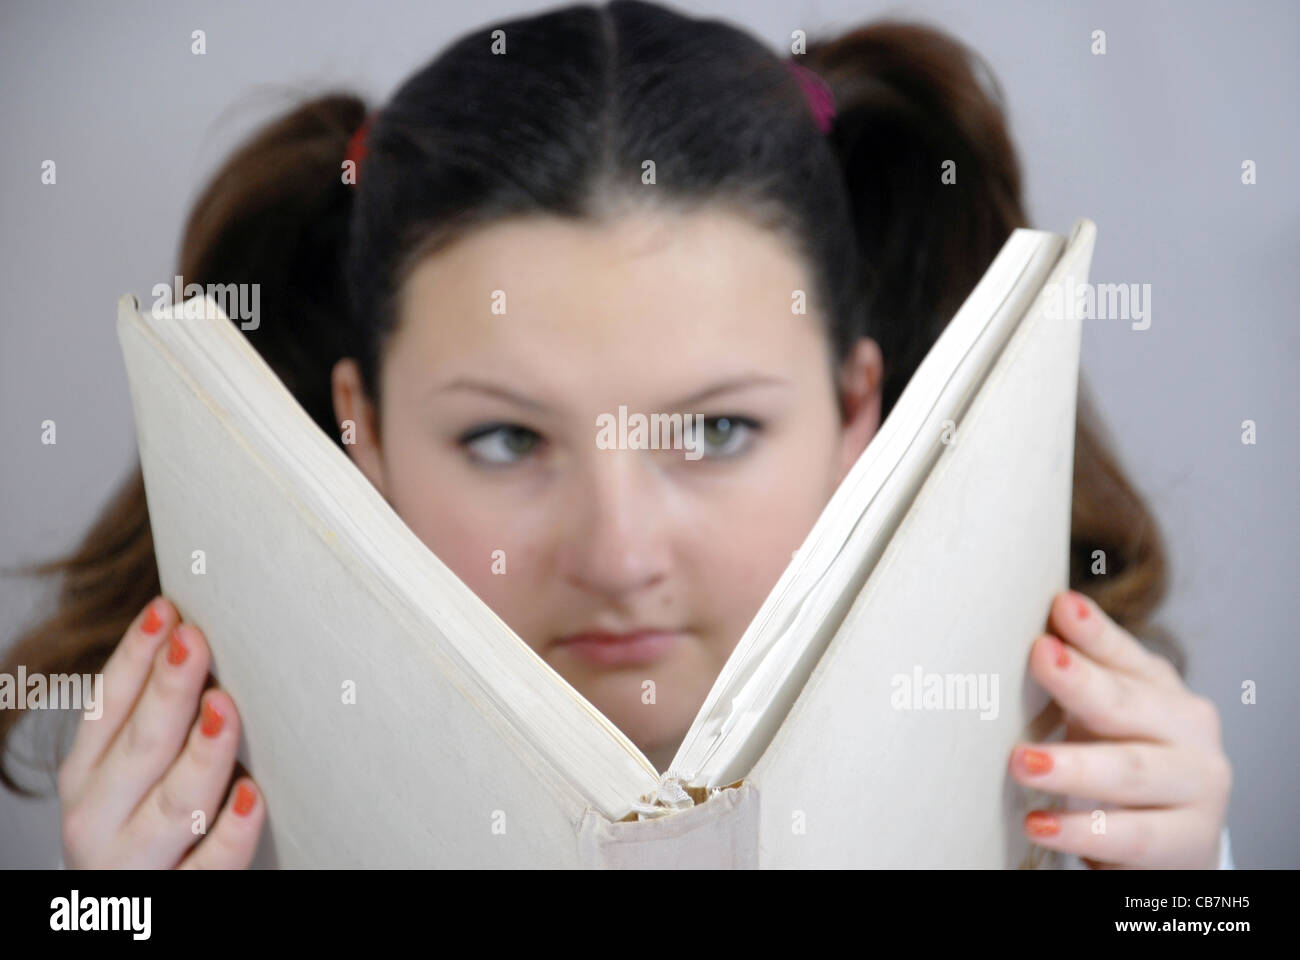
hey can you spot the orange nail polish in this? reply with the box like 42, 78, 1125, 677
141, 601, 164, 635
233, 782, 256, 816
1025, 811, 1060, 836
1050, 636, 1071, 669
1072, 592, 1090, 621
166, 627, 188, 665
1019, 747, 1053, 775
200, 699, 223, 737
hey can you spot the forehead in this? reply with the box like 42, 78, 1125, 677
390, 206, 827, 397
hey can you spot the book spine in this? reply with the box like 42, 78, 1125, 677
577, 782, 760, 868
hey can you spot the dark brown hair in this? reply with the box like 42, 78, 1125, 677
1, 2, 1178, 794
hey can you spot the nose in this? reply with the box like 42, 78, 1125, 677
556, 449, 674, 600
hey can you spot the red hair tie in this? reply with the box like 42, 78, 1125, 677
344, 67, 829, 184
346, 113, 376, 180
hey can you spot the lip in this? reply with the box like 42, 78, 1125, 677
552, 629, 684, 667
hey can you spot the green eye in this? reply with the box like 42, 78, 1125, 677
461, 424, 541, 465
699, 416, 759, 457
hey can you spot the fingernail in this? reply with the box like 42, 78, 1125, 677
1048, 635, 1070, 669
1070, 591, 1090, 621
1040, 634, 1071, 666
200, 699, 223, 737
233, 782, 256, 817
166, 626, 188, 665
141, 600, 164, 635
1025, 811, 1060, 836
1018, 747, 1053, 775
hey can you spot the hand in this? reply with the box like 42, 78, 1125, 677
58, 596, 265, 868
1008, 590, 1232, 869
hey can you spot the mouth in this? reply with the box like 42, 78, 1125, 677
551, 629, 685, 668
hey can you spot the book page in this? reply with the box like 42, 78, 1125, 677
741, 220, 1095, 866
670, 227, 1068, 788
117, 296, 658, 863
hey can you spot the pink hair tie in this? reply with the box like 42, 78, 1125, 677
785, 61, 836, 134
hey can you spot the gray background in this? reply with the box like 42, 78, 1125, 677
2, 0, 1296, 867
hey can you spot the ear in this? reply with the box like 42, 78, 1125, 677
836, 337, 884, 482
331, 357, 388, 497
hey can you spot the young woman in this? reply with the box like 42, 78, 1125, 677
2, 1, 1231, 869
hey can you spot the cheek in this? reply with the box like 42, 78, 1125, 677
379, 425, 548, 637
688, 446, 840, 641
380, 422, 497, 575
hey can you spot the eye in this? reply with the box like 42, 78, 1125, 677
459, 423, 542, 465
697, 416, 760, 458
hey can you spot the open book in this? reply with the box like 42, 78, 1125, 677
115, 219, 1096, 868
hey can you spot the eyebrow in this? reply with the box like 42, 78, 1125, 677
430, 372, 790, 411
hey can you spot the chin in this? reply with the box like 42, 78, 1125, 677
574, 672, 702, 758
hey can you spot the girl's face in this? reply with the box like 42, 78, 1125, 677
333, 206, 883, 770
